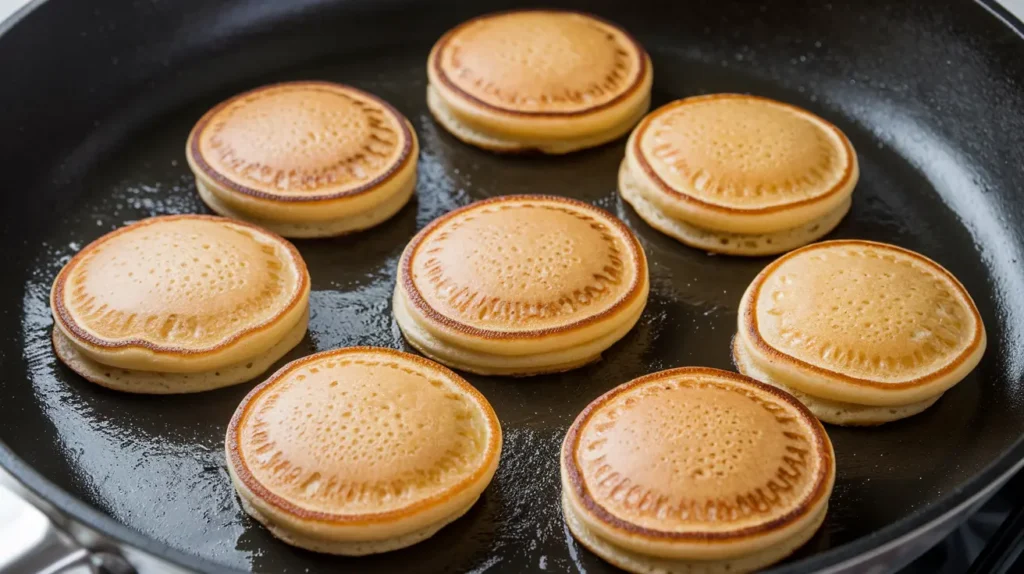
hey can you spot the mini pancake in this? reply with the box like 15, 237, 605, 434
226, 347, 501, 555
427, 10, 653, 154
50, 215, 310, 393
620, 94, 858, 255
734, 240, 986, 426
561, 367, 834, 573
187, 81, 418, 238
394, 195, 649, 376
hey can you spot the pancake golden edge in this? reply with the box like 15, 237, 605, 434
731, 337, 941, 426
393, 287, 646, 376
52, 309, 308, 394
426, 11, 653, 154
561, 367, 834, 573
225, 347, 502, 555
195, 175, 415, 240
619, 159, 851, 256
186, 81, 418, 238
563, 493, 827, 574
50, 215, 310, 393
619, 94, 858, 255
426, 86, 652, 155
393, 195, 650, 376
734, 240, 985, 425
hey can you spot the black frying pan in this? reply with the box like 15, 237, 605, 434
2, 0, 1024, 572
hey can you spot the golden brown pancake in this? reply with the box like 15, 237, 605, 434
226, 347, 501, 555
50, 215, 309, 393
734, 240, 986, 425
427, 10, 653, 154
620, 94, 858, 255
561, 367, 834, 573
187, 81, 418, 238
394, 195, 649, 376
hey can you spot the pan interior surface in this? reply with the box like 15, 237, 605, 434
1, 1, 1024, 573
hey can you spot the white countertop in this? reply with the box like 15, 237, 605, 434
999, 0, 1024, 20
0, 0, 26, 23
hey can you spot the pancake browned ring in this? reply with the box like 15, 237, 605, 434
226, 346, 502, 555
426, 10, 653, 154
50, 214, 310, 392
561, 367, 834, 572
186, 81, 418, 237
734, 239, 986, 424
619, 94, 859, 255
393, 195, 650, 376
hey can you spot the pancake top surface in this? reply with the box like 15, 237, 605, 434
432, 10, 647, 116
565, 368, 832, 539
402, 195, 646, 338
746, 240, 984, 385
633, 94, 855, 213
189, 81, 413, 201
53, 215, 307, 353
229, 347, 500, 520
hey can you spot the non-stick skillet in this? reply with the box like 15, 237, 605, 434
2, 0, 1024, 572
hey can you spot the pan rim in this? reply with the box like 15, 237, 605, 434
0, 0, 1023, 573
